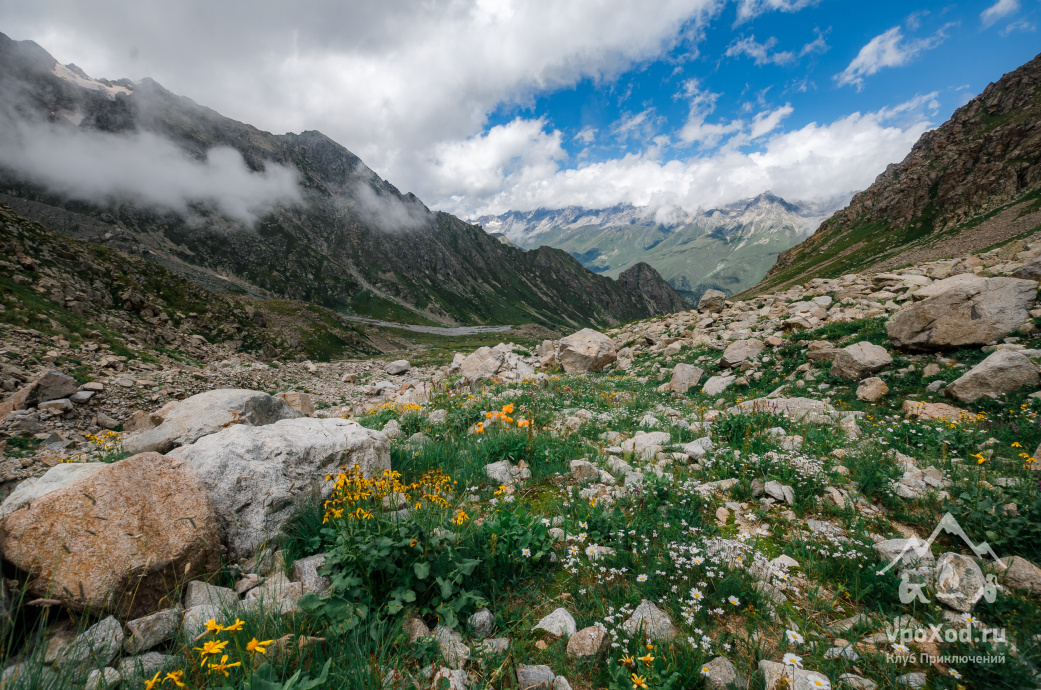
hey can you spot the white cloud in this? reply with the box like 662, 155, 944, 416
835, 25, 951, 90
981, 0, 1020, 27
1000, 19, 1035, 35
749, 104, 794, 138
442, 96, 934, 218
4, 0, 723, 202
0, 119, 300, 224
726, 35, 795, 66
573, 126, 598, 144
734, 0, 820, 24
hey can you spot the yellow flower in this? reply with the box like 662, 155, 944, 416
246, 637, 274, 655
1012, 442, 1022, 447
207, 654, 241, 677
163, 670, 186, 687
631, 673, 649, 689
638, 654, 655, 665
222, 619, 245, 633
144, 671, 162, 690
204, 619, 222, 634
620, 655, 635, 668
452, 509, 469, 525
193, 639, 229, 666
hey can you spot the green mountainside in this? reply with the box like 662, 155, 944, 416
755, 50, 1041, 295
0, 33, 685, 330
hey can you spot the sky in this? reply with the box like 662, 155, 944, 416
2, 0, 1039, 219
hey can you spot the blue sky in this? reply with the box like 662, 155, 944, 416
3, 0, 1040, 217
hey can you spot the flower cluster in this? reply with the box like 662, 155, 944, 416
322, 466, 455, 523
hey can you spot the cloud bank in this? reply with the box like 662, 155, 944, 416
0, 119, 301, 224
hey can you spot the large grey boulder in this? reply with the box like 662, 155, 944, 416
944, 349, 1040, 403
702, 375, 736, 396
123, 389, 301, 455
459, 347, 505, 381
558, 329, 617, 374
886, 276, 1038, 350
0, 462, 106, 520
669, 363, 704, 393
831, 341, 892, 380
170, 417, 390, 558
699, 289, 727, 313
720, 339, 765, 368
934, 552, 986, 612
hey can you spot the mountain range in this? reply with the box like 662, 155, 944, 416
0, 33, 685, 330
476, 192, 850, 303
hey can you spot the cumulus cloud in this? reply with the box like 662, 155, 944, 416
0, 119, 300, 224
981, 0, 1020, 27
1000, 18, 1036, 35
438, 95, 934, 217
4, 0, 723, 202
835, 24, 952, 90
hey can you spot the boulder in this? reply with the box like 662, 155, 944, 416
999, 556, 1041, 594
873, 537, 935, 570
566, 625, 608, 658
621, 600, 677, 640
0, 462, 107, 521
292, 553, 331, 595
934, 552, 986, 612
620, 431, 671, 460
831, 341, 892, 380
183, 581, 238, 609
943, 350, 1040, 403
699, 289, 727, 313
902, 400, 970, 423
123, 389, 301, 455
0, 453, 220, 618
59, 616, 124, 670
700, 656, 744, 690
533, 608, 576, 637
725, 397, 841, 425
759, 660, 832, 690
570, 460, 600, 482
124, 608, 181, 655
516, 665, 555, 689
1012, 257, 1041, 282
701, 375, 736, 396
669, 364, 704, 394
459, 347, 505, 381
720, 339, 765, 368
484, 460, 531, 487
276, 391, 315, 416
385, 360, 411, 375
169, 417, 390, 558
116, 653, 175, 685
764, 481, 794, 505
468, 608, 495, 639
27, 370, 79, 406
558, 329, 617, 374
886, 277, 1038, 350
856, 377, 889, 402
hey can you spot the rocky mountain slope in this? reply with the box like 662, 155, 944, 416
759, 50, 1041, 295
2, 216, 1040, 690
0, 33, 683, 330
477, 193, 848, 302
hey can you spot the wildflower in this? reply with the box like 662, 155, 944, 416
163, 670, 186, 687
207, 654, 241, 677
222, 619, 244, 633
949, 669, 962, 679
637, 653, 655, 665
144, 671, 162, 690
452, 509, 470, 525
246, 637, 274, 655
1013, 442, 1022, 448
522, 548, 532, 557
636, 574, 648, 582
204, 619, 222, 634
194, 639, 229, 666
620, 654, 635, 667
892, 643, 910, 653
728, 596, 740, 606
807, 674, 830, 688
630, 673, 649, 689
786, 629, 804, 645
700, 665, 711, 675
782, 653, 802, 667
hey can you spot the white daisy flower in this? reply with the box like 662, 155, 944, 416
785, 629, 804, 645
782, 653, 802, 667
728, 596, 740, 605
636, 574, 648, 582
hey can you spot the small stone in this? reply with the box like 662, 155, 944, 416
838, 673, 878, 690
385, 360, 411, 376
764, 480, 794, 505
84, 668, 120, 690
60, 616, 124, 670
516, 664, 555, 689
999, 555, 1041, 594
566, 625, 608, 658
183, 581, 238, 610
699, 656, 744, 690
478, 637, 510, 655
124, 607, 181, 654
182, 604, 221, 639
621, 600, 677, 640
934, 552, 986, 612
856, 377, 889, 402
292, 553, 331, 595
896, 672, 927, 688
533, 608, 577, 638
468, 608, 495, 639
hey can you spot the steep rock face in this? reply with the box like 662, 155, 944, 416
0, 33, 682, 329
760, 51, 1041, 293
616, 262, 690, 312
